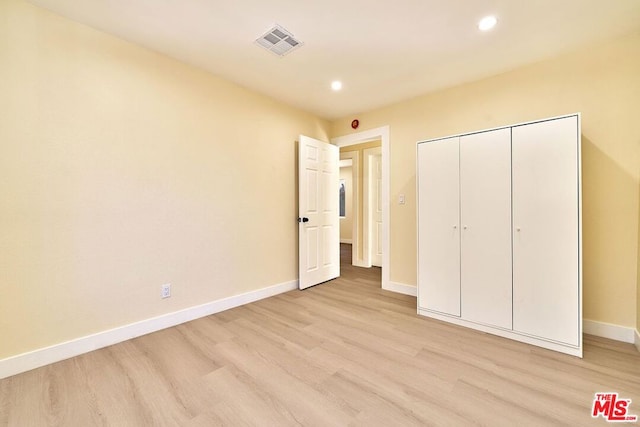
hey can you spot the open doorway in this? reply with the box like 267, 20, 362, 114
339, 159, 354, 248
332, 126, 390, 290
338, 140, 381, 268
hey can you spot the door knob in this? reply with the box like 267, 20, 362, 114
297, 217, 310, 223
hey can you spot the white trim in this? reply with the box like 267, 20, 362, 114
384, 281, 417, 297
635, 329, 640, 353
420, 308, 582, 357
352, 260, 370, 268
416, 112, 582, 145
335, 135, 381, 147
332, 126, 390, 290
339, 159, 353, 167
0, 280, 298, 380
363, 146, 382, 268
340, 239, 353, 244
583, 319, 636, 344
577, 113, 583, 352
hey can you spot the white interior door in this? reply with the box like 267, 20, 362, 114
364, 147, 383, 267
417, 137, 461, 316
298, 135, 340, 290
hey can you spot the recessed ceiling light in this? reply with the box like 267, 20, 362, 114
478, 15, 497, 32
331, 81, 342, 91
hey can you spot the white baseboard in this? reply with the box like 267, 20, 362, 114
583, 319, 636, 344
635, 329, 640, 353
352, 260, 370, 268
0, 280, 298, 380
420, 307, 582, 357
383, 281, 417, 297
340, 239, 353, 244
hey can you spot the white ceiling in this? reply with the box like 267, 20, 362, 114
27, 0, 640, 120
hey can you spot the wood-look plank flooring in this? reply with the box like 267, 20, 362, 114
1, 244, 639, 426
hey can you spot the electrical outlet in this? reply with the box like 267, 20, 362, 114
161, 283, 171, 299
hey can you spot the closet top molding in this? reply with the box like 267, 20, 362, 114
416, 113, 581, 145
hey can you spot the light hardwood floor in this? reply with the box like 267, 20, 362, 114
1, 244, 639, 426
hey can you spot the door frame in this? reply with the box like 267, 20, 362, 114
363, 146, 382, 267
332, 126, 390, 291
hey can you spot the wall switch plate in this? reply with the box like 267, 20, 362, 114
161, 284, 171, 299
399, 194, 405, 205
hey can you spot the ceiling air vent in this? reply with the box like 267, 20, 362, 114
255, 25, 303, 57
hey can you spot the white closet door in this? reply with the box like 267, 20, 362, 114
460, 128, 512, 329
512, 116, 580, 345
417, 137, 460, 316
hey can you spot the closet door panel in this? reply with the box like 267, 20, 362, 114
512, 116, 579, 345
460, 128, 513, 329
417, 137, 460, 316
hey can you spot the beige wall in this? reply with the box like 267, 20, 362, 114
2, 1, 638, 364
339, 166, 353, 242
340, 141, 382, 264
332, 32, 640, 327
0, 0, 330, 360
